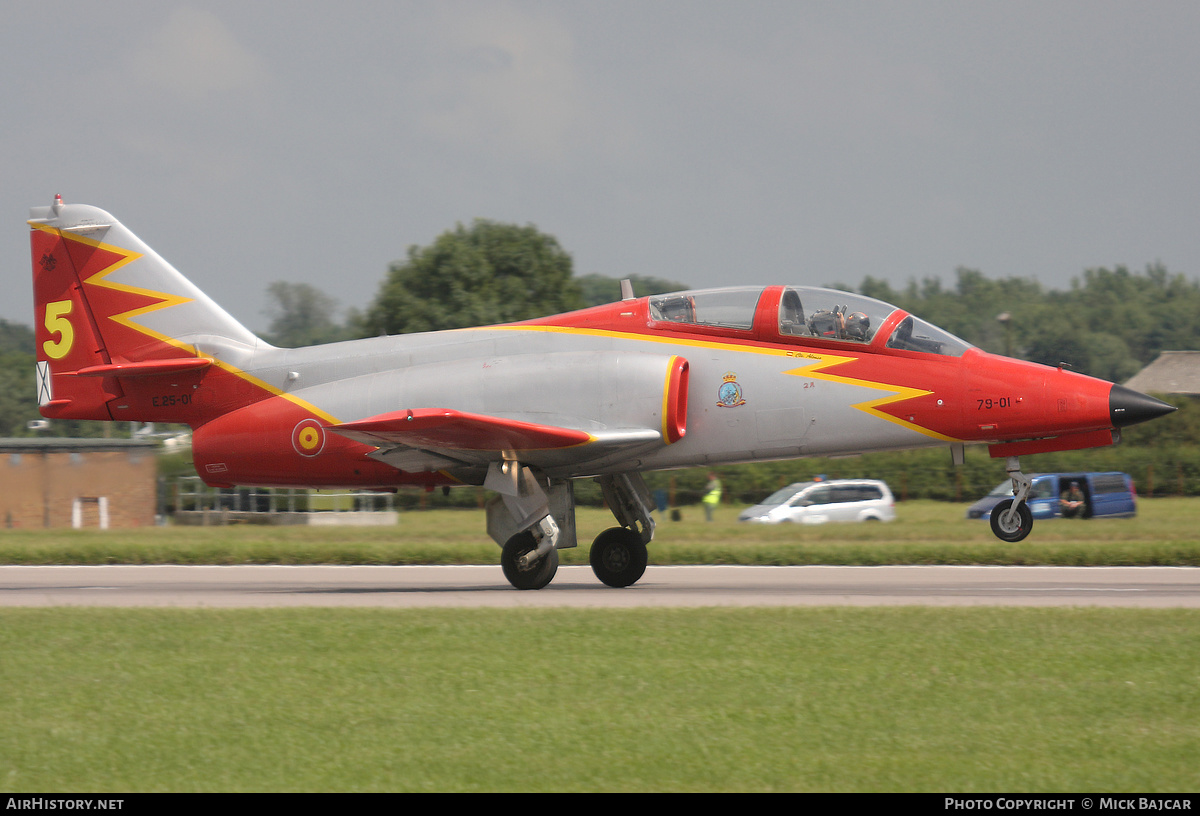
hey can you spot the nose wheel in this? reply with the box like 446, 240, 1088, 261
990, 456, 1034, 542
990, 498, 1033, 542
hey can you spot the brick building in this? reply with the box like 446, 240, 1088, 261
0, 438, 159, 529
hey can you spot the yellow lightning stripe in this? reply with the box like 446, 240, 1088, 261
65, 230, 192, 348
44, 225, 341, 426
497, 323, 957, 441
32, 222, 193, 355
782, 353, 959, 441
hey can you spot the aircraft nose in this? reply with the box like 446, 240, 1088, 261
1109, 384, 1176, 428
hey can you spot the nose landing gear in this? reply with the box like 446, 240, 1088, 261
991, 456, 1034, 542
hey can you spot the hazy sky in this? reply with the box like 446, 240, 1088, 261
5, 1, 1199, 333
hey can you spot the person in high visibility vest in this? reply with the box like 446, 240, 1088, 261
703, 471, 722, 522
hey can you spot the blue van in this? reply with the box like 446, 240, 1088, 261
966, 472, 1137, 521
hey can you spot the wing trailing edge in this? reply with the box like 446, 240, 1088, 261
329, 408, 667, 476
329, 408, 598, 451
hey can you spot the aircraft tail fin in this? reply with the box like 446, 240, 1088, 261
29, 195, 264, 421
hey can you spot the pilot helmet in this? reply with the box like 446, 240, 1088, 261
845, 311, 870, 339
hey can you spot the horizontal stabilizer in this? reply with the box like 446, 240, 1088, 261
74, 358, 214, 377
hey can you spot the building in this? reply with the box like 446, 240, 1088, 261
0, 438, 159, 529
1124, 351, 1200, 397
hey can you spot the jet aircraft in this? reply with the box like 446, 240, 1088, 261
29, 197, 1175, 589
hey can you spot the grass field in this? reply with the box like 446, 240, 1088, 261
2, 499, 1197, 792
2, 497, 1199, 566
2, 606, 1198, 792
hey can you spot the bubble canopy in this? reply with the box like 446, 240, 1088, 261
647, 285, 973, 357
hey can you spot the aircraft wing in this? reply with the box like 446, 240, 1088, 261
327, 408, 663, 475
332, 408, 603, 450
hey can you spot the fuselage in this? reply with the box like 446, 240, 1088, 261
181, 284, 1138, 489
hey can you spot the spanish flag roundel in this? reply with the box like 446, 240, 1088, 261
291, 418, 326, 457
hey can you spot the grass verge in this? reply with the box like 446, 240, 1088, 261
1, 499, 1199, 566
2, 606, 1198, 792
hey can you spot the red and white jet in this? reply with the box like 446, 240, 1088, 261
29, 197, 1174, 588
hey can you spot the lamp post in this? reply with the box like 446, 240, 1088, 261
996, 312, 1012, 357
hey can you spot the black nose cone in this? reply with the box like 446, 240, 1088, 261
1110, 384, 1177, 428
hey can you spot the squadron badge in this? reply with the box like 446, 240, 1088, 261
717, 372, 746, 407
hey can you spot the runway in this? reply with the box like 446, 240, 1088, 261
1, 564, 1197, 608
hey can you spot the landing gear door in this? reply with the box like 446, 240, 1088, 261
485, 476, 578, 550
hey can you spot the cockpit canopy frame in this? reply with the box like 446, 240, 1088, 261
647, 285, 972, 357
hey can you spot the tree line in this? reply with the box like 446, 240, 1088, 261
856, 263, 1199, 384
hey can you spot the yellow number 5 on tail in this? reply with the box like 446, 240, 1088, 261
43, 299, 74, 359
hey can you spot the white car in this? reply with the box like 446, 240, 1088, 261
738, 479, 896, 524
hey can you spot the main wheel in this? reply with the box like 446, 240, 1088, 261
589, 527, 648, 588
990, 498, 1033, 542
501, 531, 559, 590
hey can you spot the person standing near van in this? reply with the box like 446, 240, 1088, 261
1060, 481, 1086, 518
703, 472, 723, 521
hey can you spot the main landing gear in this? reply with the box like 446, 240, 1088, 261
500, 527, 561, 591
589, 527, 648, 588
590, 474, 653, 588
990, 456, 1034, 542
486, 460, 654, 590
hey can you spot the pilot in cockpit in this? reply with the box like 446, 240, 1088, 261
844, 311, 870, 340
807, 306, 871, 342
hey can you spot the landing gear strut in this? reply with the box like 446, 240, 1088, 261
485, 459, 570, 591
990, 456, 1034, 542
590, 473, 655, 588
485, 463, 656, 590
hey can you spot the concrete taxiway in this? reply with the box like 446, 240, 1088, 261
0, 564, 1197, 608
